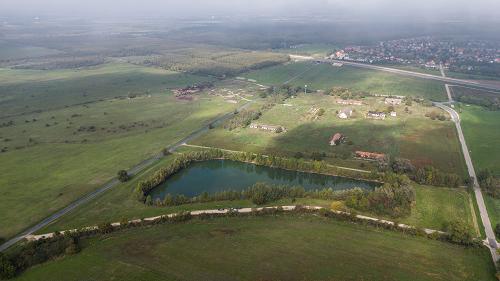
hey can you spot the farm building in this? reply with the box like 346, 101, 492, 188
385, 98, 402, 105
390, 111, 397, 117
367, 111, 386, 120
249, 123, 286, 133
336, 99, 363, 106
355, 151, 386, 161
329, 133, 345, 146
338, 108, 353, 119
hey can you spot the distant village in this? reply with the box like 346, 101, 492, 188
328, 37, 500, 76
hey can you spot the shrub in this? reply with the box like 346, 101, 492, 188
0, 253, 15, 280
446, 220, 474, 245
330, 201, 346, 211
117, 170, 130, 182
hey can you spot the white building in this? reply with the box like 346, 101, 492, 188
338, 108, 353, 119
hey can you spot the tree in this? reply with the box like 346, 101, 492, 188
117, 170, 130, 182
0, 253, 15, 280
495, 224, 500, 238
317, 108, 325, 116
162, 148, 171, 156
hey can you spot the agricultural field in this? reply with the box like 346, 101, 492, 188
192, 93, 466, 175
459, 104, 500, 175
0, 63, 258, 239
17, 215, 495, 281
459, 104, 500, 238
242, 61, 448, 101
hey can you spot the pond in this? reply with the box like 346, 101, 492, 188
150, 160, 380, 200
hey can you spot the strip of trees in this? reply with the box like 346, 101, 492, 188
149, 183, 366, 207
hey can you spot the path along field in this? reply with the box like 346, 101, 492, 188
15, 215, 495, 281
192, 93, 466, 175
243, 61, 448, 101
0, 63, 251, 239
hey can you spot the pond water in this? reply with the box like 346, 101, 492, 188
150, 160, 379, 200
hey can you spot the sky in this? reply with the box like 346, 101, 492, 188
1, 0, 499, 22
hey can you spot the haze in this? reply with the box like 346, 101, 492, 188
1, 0, 500, 22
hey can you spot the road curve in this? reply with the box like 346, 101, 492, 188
435, 102, 499, 262
0, 100, 254, 252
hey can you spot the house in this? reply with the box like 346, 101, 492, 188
249, 123, 286, 133
355, 151, 386, 161
338, 108, 353, 119
336, 99, 363, 106
329, 133, 345, 146
367, 111, 386, 120
390, 111, 397, 117
385, 98, 402, 105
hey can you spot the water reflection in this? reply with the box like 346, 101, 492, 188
150, 160, 379, 200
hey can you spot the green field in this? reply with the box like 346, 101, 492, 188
16, 215, 495, 281
0, 63, 252, 239
460, 104, 500, 175
192, 94, 466, 175
243, 62, 447, 101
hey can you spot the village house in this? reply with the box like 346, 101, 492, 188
355, 151, 386, 161
249, 123, 286, 133
329, 133, 345, 146
338, 108, 353, 119
366, 111, 386, 120
385, 98, 402, 105
336, 99, 363, 106
390, 111, 397, 117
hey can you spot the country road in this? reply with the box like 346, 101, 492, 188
0, 100, 254, 252
435, 97, 499, 262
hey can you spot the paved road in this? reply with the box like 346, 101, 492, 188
326, 59, 500, 92
0, 100, 254, 252
435, 101, 499, 262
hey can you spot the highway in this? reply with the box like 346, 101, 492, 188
325, 59, 500, 92
0, 100, 254, 252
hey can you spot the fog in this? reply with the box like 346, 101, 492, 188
1, 0, 500, 22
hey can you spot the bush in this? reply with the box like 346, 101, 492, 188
117, 170, 130, 182
446, 220, 474, 245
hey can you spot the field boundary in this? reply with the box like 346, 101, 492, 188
26, 205, 445, 242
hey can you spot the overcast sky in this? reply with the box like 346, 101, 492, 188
1, 0, 499, 22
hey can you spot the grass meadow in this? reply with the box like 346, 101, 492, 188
17, 215, 495, 281
243, 62, 448, 101
0, 63, 248, 239
192, 94, 466, 175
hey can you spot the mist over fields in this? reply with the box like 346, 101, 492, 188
1, 0, 500, 23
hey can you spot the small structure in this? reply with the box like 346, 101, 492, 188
355, 151, 386, 161
336, 99, 363, 106
338, 108, 353, 119
249, 123, 286, 133
390, 111, 397, 117
385, 98, 402, 105
330, 133, 345, 146
367, 111, 386, 120
332, 62, 344, 67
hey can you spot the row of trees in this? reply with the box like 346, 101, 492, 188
224, 110, 262, 130
0, 235, 80, 279
146, 183, 366, 207
478, 169, 500, 198
378, 157, 463, 188
345, 173, 416, 217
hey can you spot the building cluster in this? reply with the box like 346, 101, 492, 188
328, 37, 500, 71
